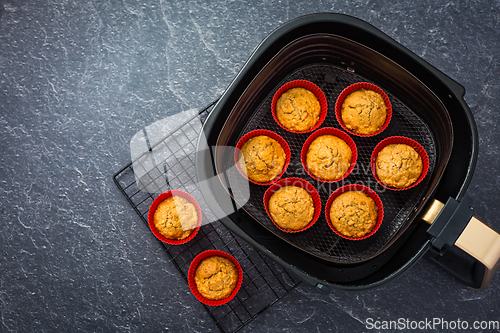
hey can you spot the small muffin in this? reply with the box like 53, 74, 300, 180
375, 143, 423, 189
268, 186, 314, 231
341, 89, 387, 135
306, 135, 352, 181
194, 256, 239, 300
153, 196, 198, 240
276, 87, 321, 132
238, 135, 286, 183
329, 191, 378, 238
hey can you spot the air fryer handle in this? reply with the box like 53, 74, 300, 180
454, 216, 500, 289
424, 197, 500, 289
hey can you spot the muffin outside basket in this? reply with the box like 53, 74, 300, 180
325, 184, 384, 241
370, 136, 430, 191
234, 129, 291, 186
147, 190, 202, 245
335, 82, 392, 137
271, 79, 328, 133
188, 250, 243, 306
300, 127, 358, 183
263, 177, 322, 233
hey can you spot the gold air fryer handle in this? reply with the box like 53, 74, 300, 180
424, 199, 500, 289
454, 216, 500, 289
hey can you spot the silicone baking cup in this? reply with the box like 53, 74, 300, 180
335, 82, 392, 137
271, 80, 328, 133
370, 136, 429, 191
147, 190, 202, 245
234, 129, 291, 186
188, 250, 243, 306
325, 184, 384, 241
263, 177, 321, 233
301, 127, 358, 183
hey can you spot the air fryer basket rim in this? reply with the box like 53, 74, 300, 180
196, 13, 478, 290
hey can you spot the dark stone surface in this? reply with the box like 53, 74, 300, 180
1, 0, 499, 332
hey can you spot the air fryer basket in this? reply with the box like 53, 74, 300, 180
197, 13, 499, 291
217, 33, 452, 264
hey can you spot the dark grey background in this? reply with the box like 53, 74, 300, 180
1, 0, 499, 332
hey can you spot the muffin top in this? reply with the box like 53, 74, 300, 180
153, 196, 198, 240
238, 135, 286, 183
375, 143, 423, 189
194, 256, 238, 300
306, 135, 352, 181
329, 191, 378, 238
276, 87, 321, 132
341, 88, 387, 135
268, 185, 315, 231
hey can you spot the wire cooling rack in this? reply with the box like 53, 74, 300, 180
113, 100, 301, 333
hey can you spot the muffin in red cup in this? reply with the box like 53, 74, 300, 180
371, 136, 429, 191
147, 190, 202, 245
301, 127, 357, 183
234, 129, 291, 185
335, 82, 392, 137
325, 184, 384, 240
188, 250, 243, 306
271, 80, 328, 133
263, 177, 321, 233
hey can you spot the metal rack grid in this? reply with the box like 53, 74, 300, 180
225, 64, 437, 263
113, 101, 301, 333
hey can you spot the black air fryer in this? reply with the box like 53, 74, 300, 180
196, 13, 500, 292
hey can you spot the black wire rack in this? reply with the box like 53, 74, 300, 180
113, 100, 301, 333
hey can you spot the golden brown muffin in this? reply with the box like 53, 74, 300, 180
238, 135, 286, 183
268, 186, 315, 231
341, 89, 387, 135
153, 196, 198, 240
276, 87, 321, 132
375, 143, 423, 188
329, 191, 378, 238
306, 135, 352, 181
194, 256, 239, 300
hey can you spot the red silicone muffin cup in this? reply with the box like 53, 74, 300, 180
188, 250, 243, 306
271, 80, 328, 133
325, 184, 384, 241
263, 177, 321, 233
301, 127, 358, 183
147, 190, 202, 245
335, 82, 392, 137
370, 136, 430, 191
234, 129, 291, 186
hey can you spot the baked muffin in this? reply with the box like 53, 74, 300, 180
194, 256, 239, 300
153, 196, 198, 240
268, 185, 314, 231
329, 191, 378, 238
306, 135, 352, 181
276, 87, 321, 132
375, 143, 423, 189
238, 135, 286, 183
341, 89, 387, 135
